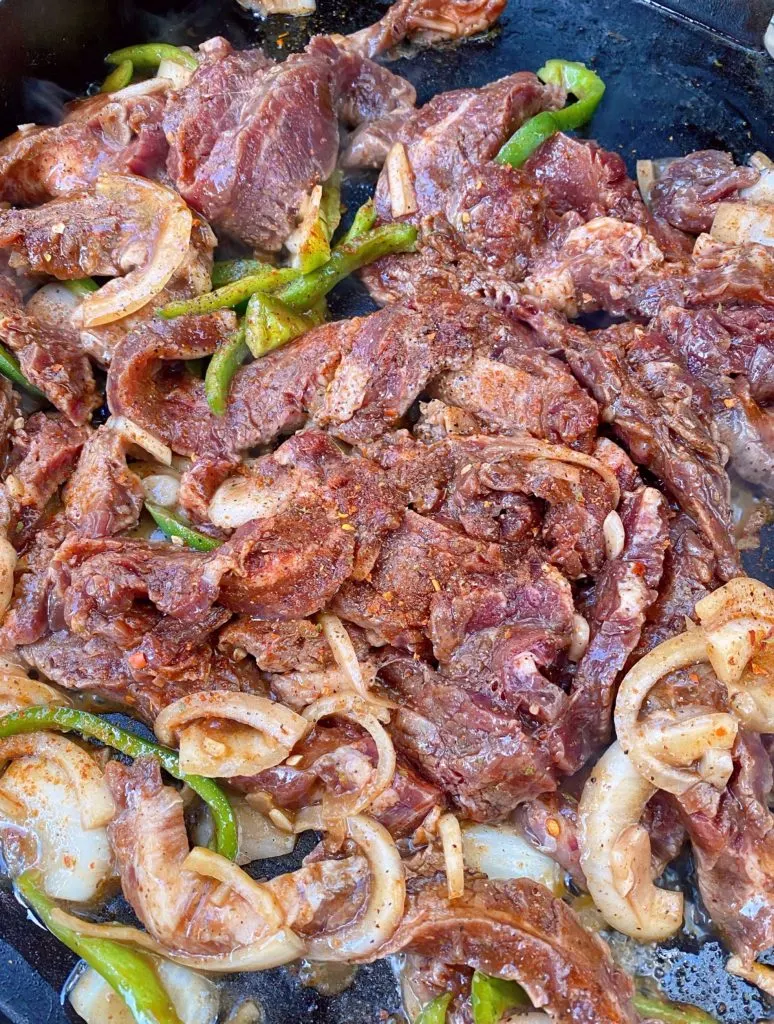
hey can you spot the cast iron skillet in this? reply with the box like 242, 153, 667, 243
0, 1, 774, 1020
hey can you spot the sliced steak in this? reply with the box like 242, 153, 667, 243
650, 151, 758, 235
62, 425, 145, 537
344, 0, 507, 57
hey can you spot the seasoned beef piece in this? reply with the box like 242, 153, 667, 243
382, 657, 557, 818
564, 322, 740, 580
651, 150, 758, 235
4, 413, 90, 516
218, 616, 331, 675
681, 234, 774, 310
0, 81, 169, 206
62, 425, 145, 538
549, 485, 669, 774
0, 279, 98, 424
373, 72, 562, 227
0, 376, 18, 469
679, 732, 774, 964
369, 872, 638, 1024
654, 305, 774, 496
514, 793, 586, 888
714, 304, 774, 405
164, 36, 415, 249
344, 0, 506, 57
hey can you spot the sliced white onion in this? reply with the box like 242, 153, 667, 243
298, 813, 406, 962
107, 416, 172, 466
157, 58, 194, 90
710, 201, 774, 248
438, 813, 464, 900
568, 613, 590, 663
317, 611, 372, 698
748, 151, 773, 171
208, 473, 294, 531
603, 510, 625, 561
461, 823, 563, 893
141, 473, 180, 508
579, 742, 683, 941
183, 846, 284, 930
155, 692, 309, 778
386, 142, 418, 219
0, 673, 68, 716
76, 175, 193, 327
70, 962, 219, 1024
0, 537, 16, 621
695, 577, 774, 685
285, 185, 326, 270
727, 956, 774, 998
223, 794, 296, 865
614, 629, 738, 795
302, 693, 396, 817
49, 908, 305, 973
739, 168, 774, 204
0, 742, 113, 902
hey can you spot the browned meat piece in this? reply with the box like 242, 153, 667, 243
164, 36, 415, 249
369, 872, 638, 1024
0, 376, 18, 469
0, 515, 70, 646
344, 0, 506, 56
62, 425, 145, 538
4, 412, 89, 516
679, 732, 774, 964
651, 150, 759, 235
549, 484, 669, 774
0, 81, 169, 206
684, 235, 774, 309
654, 305, 774, 496
514, 793, 585, 889
381, 657, 558, 818
715, 304, 774, 405
218, 616, 331, 674
0, 279, 98, 424
637, 514, 719, 656
374, 72, 562, 227
564, 322, 740, 580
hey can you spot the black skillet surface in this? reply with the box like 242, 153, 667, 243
1, 0, 774, 1020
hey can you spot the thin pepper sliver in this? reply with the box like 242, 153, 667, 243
204, 323, 250, 416
632, 992, 719, 1024
16, 871, 183, 1024
415, 993, 452, 1024
106, 43, 198, 71
145, 502, 222, 552
0, 341, 45, 397
101, 59, 134, 93
0, 705, 238, 861
160, 266, 300, 319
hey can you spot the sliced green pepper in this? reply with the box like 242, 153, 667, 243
0, 705, 237, 861
633, 992, 719, 1024
211, 259, 284, 289
471, 971, 530, 1024
106, 43, 198, 72
496, 58, 605, 168
160, 266, 299, 319
339, 198, 377, 246
101, 59, 134, 93
145, 502, 222, 552
204, 323, 250, 417
16, 871, 182, 1024
416, 992, 452, 1024
63, 278, 99, 298
244, 293, 325, 359
0, 342, 44, 397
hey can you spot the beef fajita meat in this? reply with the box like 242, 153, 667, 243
62, 424, 145, 538
367, 872, 638, 1024
343, 0, 506, 57
4, 413, 90, 519
164, 35, 415, 249
650, 150, 759, 235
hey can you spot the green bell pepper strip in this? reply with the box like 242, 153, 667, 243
204, 323, 250, 416
0, 342, 45, 397
416, 993, 452, 1024
63, 278, 99, 298
101, 59, 134, 93
16, 871, 182, 1024
496, 58, 605, 168
339, 199, 377, 246
145, 502, 222, 552
471, 971, 530, 1024
633, 993, 719, 1024
106, 43, 198, 72
0, 705, 237, 861
160, 266, 300, 319
211, 259, 291, 290
244, 293, 325, 359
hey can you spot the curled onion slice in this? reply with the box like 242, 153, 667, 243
0, 674, 67, 716
579, 742, 683, 941
614, 630, 737, 794
317, 612, 373, 699
154, 692, 310, 778
727, 956, 774, 998
107, 415, 172, 466
76, 175, 193, 328
486, 437, 621, 505
695, 577, 774, 685
302, 693, 396, 817
183, 846, 284, 930
0, 536, 16, 621
295, 810, 406, 962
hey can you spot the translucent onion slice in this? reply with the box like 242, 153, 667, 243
76, 175, 193, 327
295, 811, 406, 962
438, 813, 464, 900
739, 167, 774, 204
182, 846, 284, 930
614, 630, 737, 794
461, 823, 562, 893
107, 416, 172, 466
301, 693, 396, 817
0, 536, 16, 621
487, 437, 621, 505
694, 577, 774, 685
579, 742, 683, 941
710, 201, 774, 248
317, 612, 372, 698
0, 673, 67, 716
602, 510, 625, 561
70, 962, 219, 1024
727, 956, 774, 998
157, 58, 194, 90
141, 473, 180, 508
386, 142, 418, 218
155, 691, 310, 777
208, 472, 294, 531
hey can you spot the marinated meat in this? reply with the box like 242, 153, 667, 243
369, 872, 638, 1024
343, 0, 507, 56
62, 425, 145, 538
4, 413, 90, 517
650, 151, 759, 235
